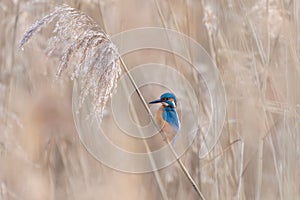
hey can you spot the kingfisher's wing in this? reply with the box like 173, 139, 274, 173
162, 108, 180, 132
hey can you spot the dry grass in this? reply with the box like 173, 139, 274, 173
1, 0, 300, 200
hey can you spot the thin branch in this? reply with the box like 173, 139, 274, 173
119, 57, 206, 200
200, 139, 242, 169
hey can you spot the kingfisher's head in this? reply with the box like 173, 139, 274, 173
149, 92, 177, 108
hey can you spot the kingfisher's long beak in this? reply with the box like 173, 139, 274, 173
149, 99, 162, 104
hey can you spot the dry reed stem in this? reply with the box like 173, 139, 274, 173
237, 141, 245, 199
255, 139, 263, 200
119, 57, 206, 199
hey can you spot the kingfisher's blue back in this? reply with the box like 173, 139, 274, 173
149, 93, 180, 145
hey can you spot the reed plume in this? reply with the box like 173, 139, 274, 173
19, 4, 121, 119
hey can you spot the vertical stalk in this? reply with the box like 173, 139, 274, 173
255, 139, 263, 200
237, 141, 244, 199
119, 58, 206, 200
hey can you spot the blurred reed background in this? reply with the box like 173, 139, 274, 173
0, 0, 300, 199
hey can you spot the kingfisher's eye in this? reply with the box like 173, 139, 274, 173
162, 98, 166, 101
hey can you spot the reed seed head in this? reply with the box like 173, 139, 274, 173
19, 4, 121, 120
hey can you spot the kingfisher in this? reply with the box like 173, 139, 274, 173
149, 92, 180, 145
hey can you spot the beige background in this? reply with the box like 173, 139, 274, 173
0, 0, 299, 199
